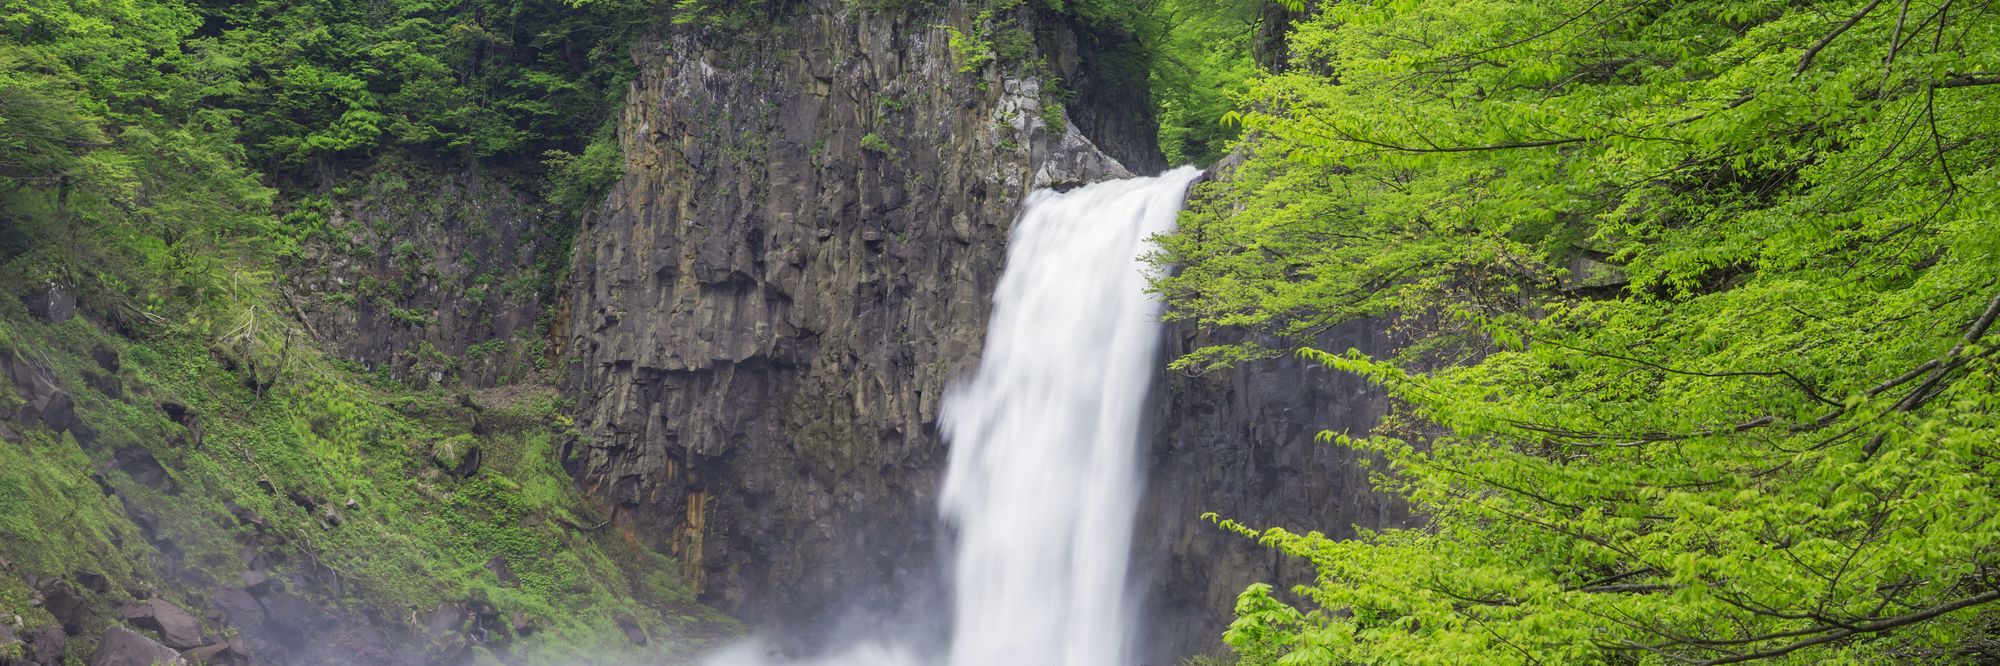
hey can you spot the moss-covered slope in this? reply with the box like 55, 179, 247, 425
0, 284, 734, 664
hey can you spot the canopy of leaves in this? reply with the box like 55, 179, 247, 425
0, 0, 655, 320
1145, 0, 1267, 165
1157, 0, 2000, 663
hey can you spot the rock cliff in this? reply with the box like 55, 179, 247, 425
1136, 321, 1413, 660
287, 164, 566, 390
559, 0, 1157, 642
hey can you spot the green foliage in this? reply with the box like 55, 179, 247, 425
942, 24, 1001, 73
0, 0, 648, 330
1144, 0, 1266, 165
0, 308, 731, 660
203, 0, 659, 172
1174, 652, 1238, 666
850, 0, 939, 11
669, 0, 773, 30
466, 338, 510, 357
541, 122, 626, 212
860, 132, 896, 155
1164, 0, 2000, 663
1030, 0, 1283, 165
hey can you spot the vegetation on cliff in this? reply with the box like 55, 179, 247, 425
0, 0, 728, 661
1160, 0, 2000, 663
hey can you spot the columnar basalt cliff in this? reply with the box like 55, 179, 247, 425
1136, 320, 1413, 660
559, 0, 1156, 640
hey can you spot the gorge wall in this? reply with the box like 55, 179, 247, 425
1137, 320, 1411, 659
559, 1, 1409, 657
558, 0, 1154, 643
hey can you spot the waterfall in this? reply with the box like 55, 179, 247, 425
705, 166, 1201, 666
937, 166, 1200, 666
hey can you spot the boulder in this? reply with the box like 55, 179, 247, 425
25, 625, 62, 665
3, 352, 88, 443
450, 446, 482, 477
178, 643, 229, 663
221, 503, 263, 532
508, 611, 536, 637
20, 283, 75, 324
156, 403, 200, 448
104, 448, 176, 494
81, 371, 121, 399
34, 579, 86, 636
483, 556, 515, 587
22, 392, 77, 439
419, 604, 464, 637
208, 589, 263, 627
119, 599, 202, 650
88, 627, 185, 666
238, 571, 272, 596
90, 345, 120, 374
613, 615, 645, 646
72, 572, 108, 595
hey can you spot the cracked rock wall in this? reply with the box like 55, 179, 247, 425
559, 0, 1156, 640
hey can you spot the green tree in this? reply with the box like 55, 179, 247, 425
1159, 0, 2000, 662
1147, 0, 1265, 165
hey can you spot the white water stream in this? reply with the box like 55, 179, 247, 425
706, 167, 1201, 666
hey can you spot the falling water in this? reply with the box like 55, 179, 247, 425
937, 166, 1200, 666
705, 166, 1201, 666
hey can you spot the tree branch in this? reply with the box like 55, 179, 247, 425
1861, 288, 2000, 459
1795, 0, 1886, 76
1936, 72, 2000, 88
1697, 590, 2000, 664
1542, 341, 1842, 408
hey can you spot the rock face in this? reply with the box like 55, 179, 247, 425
287, 167, 565, 389
560, 0, 1158, 640
1135, 321, 1414, 660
